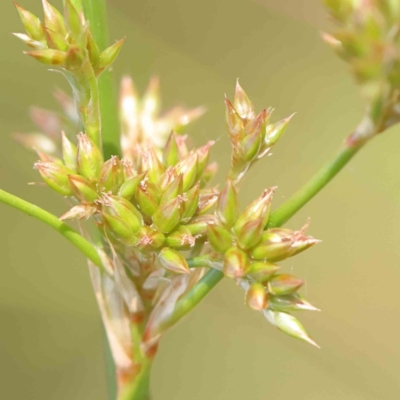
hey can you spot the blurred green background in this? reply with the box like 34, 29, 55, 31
1, 0, 400, 399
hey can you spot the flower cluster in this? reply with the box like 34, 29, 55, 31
15, 0, 322, 387
323, 0, 400, 138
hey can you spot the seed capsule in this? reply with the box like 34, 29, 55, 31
118, 172, 147, 200
34, 161, 73, 196
68, 174, 98, 203
236, 218, 263, 250
207, 225, 232, 253
166, 226, 196, 250
268, 274, 304, 296
246, 282, 269, 311
152, 196, 183, 233
216, 180, 238, 228
158, 247, 190, 274
163, 132, 180, 167
76, 133, 103, 181
247, 262, 280, 283
15, 4, 45, 42
61, 131, 77, 171
233, 80, 255, 121
223, 247, 250, 279
99, 156, 125, 194
181, 182, 200, 221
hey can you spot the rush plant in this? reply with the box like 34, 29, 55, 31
2, 0, 400, 399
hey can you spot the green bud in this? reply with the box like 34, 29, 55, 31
223, 247, 250, 279
76, 133, 103, 181
134, 180, 160, 218
262, 114, 294, 152
216, 180, 238, 228
152, 196, 183, 233
99, 156, 125, 194
86, 29, 100, 68
42, 0, 67, 38
196, 141, 214, 177
247, 261, 280, 283
25, 49, 66, 65
196, 191, 218, 216
176, 153, 198, 192
207, 225, 232, 253
246, 282, 269, 311
34, 161, 73, 196
234, 80, 255, 121
97, 38, 125, 73
61, 131, 77, 171
166, 226, 196, 250
136, 226, 166, 251
163, 131, 180, 167
103, 213, 135, 242
158, 247, 190, 274
102, 194, 143, 234
268, 274, 304, 296
141, 146, 164, 185
44, 27, 68, 51
64, 0, 83, 39
14, 3, 45, 42
264, 310, 319, 347
185, 215, 215, 237
239, 109, 266, 162
68, 174, 98, 202
236, 218, 263, 250
225, 96, 244, 138
118, 172, 147, 200
60, 204, 96, 221
64, 46, 85, 71
250, 229, 293, 261
181, 182, 200, 221
160, 174, 183, 204
269, 293, 320, 312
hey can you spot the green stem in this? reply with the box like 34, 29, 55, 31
168, 141, 365, 329
0, 188, 103, 270
82, 0, 121, 159
268, 143, 361, 227
117, 361, 152, 400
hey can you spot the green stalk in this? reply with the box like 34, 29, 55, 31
168, 141, 365, 329
0, 188, 103, 270
82, 0, 121, 159
117, 361, 152, 400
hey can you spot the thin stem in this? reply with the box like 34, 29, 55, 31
0, 188, 103, 270
82, 0, 121, 159
268, 143, 361, 227
117, 361, 152, 400
168, 140, 366, 330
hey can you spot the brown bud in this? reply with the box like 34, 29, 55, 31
246, 282, 269, 311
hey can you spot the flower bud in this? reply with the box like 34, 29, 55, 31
196, 191, 218, 215
68, 174, 98, 202
234, 80, 255, 121
42, 0, 67, 38
60, 204, 96, 221
141, 146, 164, 184
163, 131, 180, 167
102, 213, 135, 242
87, 29, 100, 68
13, 33, 46, 50
152, 196, 183, 233
264, 310, 319, 347
118, 172, 147, 200
225, 97, 244, 138
99, 156, 125, 194
216, 180, 238, 228
181, 182, 200, 221
250, 229, 294, 261
262, 114, 294, 151
268, 274, 304, 296
134, 180, 160, 218
166, 226, 196, 250
63, 0, 83, 39
239, 109, 266, 162
76, 133, 103, 181
97, 38, 125, 73
247, 261, 280, 283
207, 225, 232, 253
34, 161, 73, 196
160, 174, 183, 204
196, 141, 214, 177
223, 247, 250, 279
102, 195, 143, 234
269, 293, 320, 312
25, 49, 66, 65
15, 4, 45, 42
185, 215, 215, 237
136, 226, 166, 251
246, 282, 269, 311
61, 131, 77, 171
158, 247, 190, 274
175, 153, 198, 191
236, 218, 263, 250
44, 27, 68, 51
